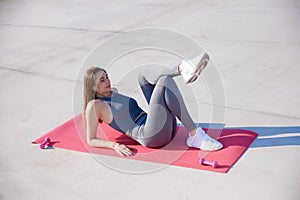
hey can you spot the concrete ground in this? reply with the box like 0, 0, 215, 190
1, 0, 300, 199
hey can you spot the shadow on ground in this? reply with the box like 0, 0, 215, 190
227, 126, 300, 148
197, 124, 300, 148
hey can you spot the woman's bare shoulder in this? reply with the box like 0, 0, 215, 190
112, 87, 118, 93
86, 99, 106, 112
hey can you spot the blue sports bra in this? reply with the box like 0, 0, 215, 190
98, 92, 146, 134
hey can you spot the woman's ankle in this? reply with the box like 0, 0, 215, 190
189, 128, 196, 136
178, 63, 183, 74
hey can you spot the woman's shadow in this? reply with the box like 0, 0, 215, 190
224, 126, 300, 148
114, 123, 300, 149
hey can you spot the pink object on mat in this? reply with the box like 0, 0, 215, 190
32, 114, 257, 173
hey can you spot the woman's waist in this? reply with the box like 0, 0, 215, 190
109, 111, 146, 135
133, 111, 147, 124
126, 112, 147, 136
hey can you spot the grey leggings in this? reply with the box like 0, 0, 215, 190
128, 65, 197, 147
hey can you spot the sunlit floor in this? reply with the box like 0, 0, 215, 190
0, 0, 299, 199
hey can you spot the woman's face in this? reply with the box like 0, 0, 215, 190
94, 71, 111, 96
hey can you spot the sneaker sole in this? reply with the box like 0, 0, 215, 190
187, 143, 223, 151
186, 52, 210, 84
200, 143, 223, 151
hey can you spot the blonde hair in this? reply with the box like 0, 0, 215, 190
83, 66, 106, 127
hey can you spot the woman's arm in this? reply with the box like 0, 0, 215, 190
85, 100, 132, 156
85, 100, 109, 146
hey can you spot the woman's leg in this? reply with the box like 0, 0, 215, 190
138, 65, 180, 104
138, 65, 197, 130
135, 66, 197, 147
135, 65, 223, 151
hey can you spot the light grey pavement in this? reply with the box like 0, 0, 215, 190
1, 0, 300, 200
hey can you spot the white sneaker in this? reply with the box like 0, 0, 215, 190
186, 127, 223, 151
180, 52, 210, 84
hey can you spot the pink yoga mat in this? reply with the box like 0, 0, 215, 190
32, 114, 257, 173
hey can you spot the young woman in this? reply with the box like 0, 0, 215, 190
83, 52, 223, 156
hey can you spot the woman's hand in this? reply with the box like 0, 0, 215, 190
113, 143, 132, 156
